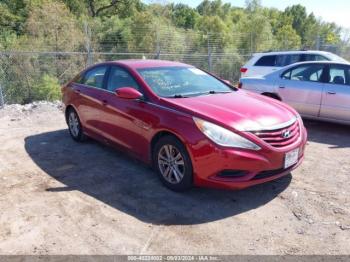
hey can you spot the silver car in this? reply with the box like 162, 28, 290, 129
240, 61, 350, 125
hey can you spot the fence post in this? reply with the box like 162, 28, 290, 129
250, 32, 253, 55
207, 32, 212, 72
0, 84, 4, 108
155, 25, 161, 59
315, 34, 321, 50
84, 21, 93, 66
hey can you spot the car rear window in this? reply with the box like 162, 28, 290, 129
254, 55, 277, 66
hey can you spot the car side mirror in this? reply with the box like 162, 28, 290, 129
115, 87, 143, 100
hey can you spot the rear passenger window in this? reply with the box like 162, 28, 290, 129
303, 54, 329, 62
255, 55, 277, 66
282, 64, 324, 82
315, 55, 329, 61
276, 54, 302, 67
285, 54, 302, 66
82, 66, 108, 89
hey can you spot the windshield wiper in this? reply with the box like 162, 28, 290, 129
165, 94, 189, 98
165, 90, 232, 98
208, 90, 232, 94
185, 90, 232, 97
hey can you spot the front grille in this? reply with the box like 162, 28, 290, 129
218, 170, 248, 178
251, 119, 300, 148
253, 164, 296, 180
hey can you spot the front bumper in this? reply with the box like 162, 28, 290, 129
189, 127, 307, 190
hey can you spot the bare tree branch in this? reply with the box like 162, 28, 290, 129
87, 0, 96, 17
87, 0, 127, 17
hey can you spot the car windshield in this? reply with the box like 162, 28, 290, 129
137, 66, 233, 98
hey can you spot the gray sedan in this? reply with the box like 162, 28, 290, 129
240, 61, 350, 125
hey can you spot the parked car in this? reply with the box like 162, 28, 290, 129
239, 61, 350, 125
240, 50, 348, 78
62, 60, 307, 191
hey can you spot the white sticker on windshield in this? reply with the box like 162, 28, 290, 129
189, 68, 206, 75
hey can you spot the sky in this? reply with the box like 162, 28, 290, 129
145, 0, 350, 29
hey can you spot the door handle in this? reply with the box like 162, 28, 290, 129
102, 100, 108, 106
327, 91, 336, 95
279, 86, 285, 89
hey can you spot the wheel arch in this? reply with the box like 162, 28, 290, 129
261, 92, 282, 101
150, 130, 186, 156
149, 129, 196, 167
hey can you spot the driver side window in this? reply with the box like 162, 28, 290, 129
107, 67, 140, 92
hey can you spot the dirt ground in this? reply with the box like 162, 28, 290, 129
0, 102, 349, 255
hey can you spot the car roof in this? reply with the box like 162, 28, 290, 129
284, 60, 350, 67
111, 59, 192, 69
253, 50, 332, 56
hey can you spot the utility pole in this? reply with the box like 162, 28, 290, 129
155, 26, 160, 59
316, 34, 321, 50
207, 33, 212, 72
0, 84, 4, 108
84, 21, 93, 67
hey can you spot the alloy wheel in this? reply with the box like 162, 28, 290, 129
157, 144, 185, 184
68, 111, 80, 138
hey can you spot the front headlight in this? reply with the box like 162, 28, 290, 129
193, 117, 261, 150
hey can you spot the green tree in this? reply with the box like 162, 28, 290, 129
32, 74, 61, 101
197, 0, 227, 18
283, 4, 308, 41
171, 4, 199, 29
274, 24, 301, 50
25, 1, 84, 52
238, 0, 274, 52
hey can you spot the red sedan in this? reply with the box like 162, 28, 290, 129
62, 60, 307, 191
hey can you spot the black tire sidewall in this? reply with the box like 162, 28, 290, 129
153, 136, 193, 191
67, 108, 85, 142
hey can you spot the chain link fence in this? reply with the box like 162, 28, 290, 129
0, 24, 347, 106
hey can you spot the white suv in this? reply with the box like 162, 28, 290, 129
240, 50, 348, 78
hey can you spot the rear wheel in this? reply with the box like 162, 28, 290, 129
262, 93, 281, 100
153, 136, 193, 191
67, 108, 86, 142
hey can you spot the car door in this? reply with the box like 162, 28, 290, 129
320, 64, 350, 122
276, 63, 326, 117
97, 66, 153, 158
71, 65, 108, 134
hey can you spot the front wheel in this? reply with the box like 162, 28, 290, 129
153, 136, 193, 191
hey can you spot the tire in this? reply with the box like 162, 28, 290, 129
262, 93, 280, 100
153, 135, 193, 191
67, 108, 86, 142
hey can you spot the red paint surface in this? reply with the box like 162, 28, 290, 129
62, 60, 307, 190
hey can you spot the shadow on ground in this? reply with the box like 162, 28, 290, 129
25, 129, 291, 225
303, 119, 350, 149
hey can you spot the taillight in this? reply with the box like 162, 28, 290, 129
240, 68, 248, 73
238, 82, 243, 89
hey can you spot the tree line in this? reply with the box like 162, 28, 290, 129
0, 0, 348, 104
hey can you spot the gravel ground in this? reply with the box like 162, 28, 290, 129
0, 102, 349, 255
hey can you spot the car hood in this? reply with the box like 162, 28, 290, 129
161, 90, 297, 132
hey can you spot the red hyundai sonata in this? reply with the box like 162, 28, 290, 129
62, 60, 307, 191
